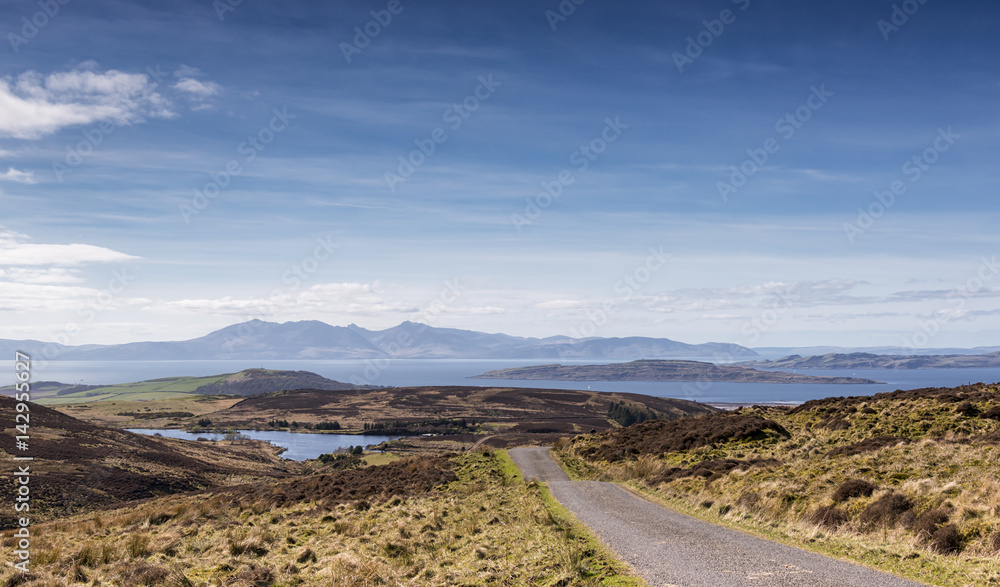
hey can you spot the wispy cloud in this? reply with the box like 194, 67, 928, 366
0, 228, 140, 266
0, 65, 174, 139
0, 168, 35, 184
173, 78, 221, 97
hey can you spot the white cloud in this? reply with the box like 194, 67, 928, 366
173, 78, 221, 97
0, 280, 144, 313
0, 228, 140, 266
150, 283, 506, 321
0, 168, 36, 184
536, 299, 584, 310
0, 267, 83, 284
0, 65, 174, 139
153, 282, 416, 317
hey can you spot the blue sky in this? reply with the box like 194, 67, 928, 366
1, 0, 998, 348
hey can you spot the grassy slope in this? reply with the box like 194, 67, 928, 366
12, 374, 234, 404
55, 395, 244, 429
2, 451, 644, 586
0, 395, 301, 528
556, 382, 1000, 587
2, 368, 358, 405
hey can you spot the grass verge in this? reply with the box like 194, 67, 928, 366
556, 384, 1000, 587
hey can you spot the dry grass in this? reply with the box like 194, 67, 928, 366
558, 383, 1000, 586
1, 451, 640, 586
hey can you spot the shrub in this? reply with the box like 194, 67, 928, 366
860, 493, 912, 530
913, 507, 950, 541
981, 406, 1000, 420
832, 479, 877, 503
955, 401, 980, 417
929, 524, 961, 554
808, 505, 848, 528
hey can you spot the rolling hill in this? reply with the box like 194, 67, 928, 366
0, 369, 361, 404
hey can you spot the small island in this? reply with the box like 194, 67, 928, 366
470, 359, 882, 384
740, 351, 1000, 370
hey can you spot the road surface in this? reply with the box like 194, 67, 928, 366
508, 447, 926, 587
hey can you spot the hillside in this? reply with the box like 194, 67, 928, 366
0, 368, 360, 404
472, 359, 882, 384
0, 319, 758, 360
741, 351, 1000, 370
0, 451, 642, 586
556, 381, 1000, 585
0, 395, 301, 528
198, 385, 718, 443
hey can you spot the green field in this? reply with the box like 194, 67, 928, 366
2, 373, 234, 404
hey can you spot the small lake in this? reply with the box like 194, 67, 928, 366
125, 428, 398, 461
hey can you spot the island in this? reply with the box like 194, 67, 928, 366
470, 359, 882, 384
739, 351, 1000, 370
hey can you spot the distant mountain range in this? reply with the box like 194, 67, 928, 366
741, 352, 1000, 370
0, 320, 759, 361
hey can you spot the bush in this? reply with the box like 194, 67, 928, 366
913, 507, 950, 541
981, 406, 1000, 420
929, 524, 961, 554
859, 493, 912, 530
832, 479, 876, 503
955, 401, 980, 417
807, 505, 848, 528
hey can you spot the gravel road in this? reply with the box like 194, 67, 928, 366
509, 446, 927, 587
